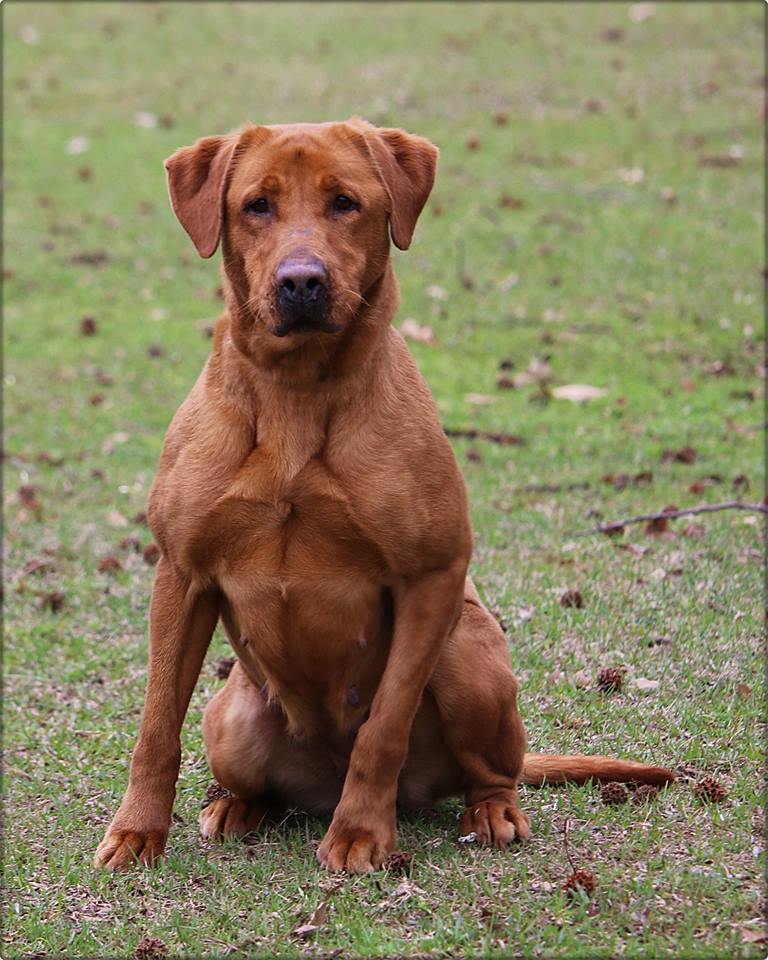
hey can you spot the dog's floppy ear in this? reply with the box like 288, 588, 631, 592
164, 134, 238, 259
358, 123, 439, 251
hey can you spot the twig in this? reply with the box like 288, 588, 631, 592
576, 500, 767, 536
562, 816, 576, 873
444, 427, 524, 446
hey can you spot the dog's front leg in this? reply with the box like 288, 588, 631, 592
317, 562, 466, 873
95, 557, 219, 869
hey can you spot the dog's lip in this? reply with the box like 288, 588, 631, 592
271, 316, 341, 338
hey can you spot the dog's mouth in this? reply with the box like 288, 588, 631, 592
271, 312, 342, 339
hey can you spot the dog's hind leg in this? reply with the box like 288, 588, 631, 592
427, 580, 531, 848
200, 660, 343, 840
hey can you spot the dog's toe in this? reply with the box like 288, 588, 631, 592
199, 797, 266, 840
460, 797, 530, 849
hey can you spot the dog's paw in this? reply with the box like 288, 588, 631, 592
317, 809, 395, 873
94, 827, 167, 869
460, 798, 531, 849
199, 797, 266, 840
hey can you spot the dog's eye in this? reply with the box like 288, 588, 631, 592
333, 194, 357, 213
244, 197, 270, 216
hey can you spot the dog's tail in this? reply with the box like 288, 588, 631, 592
521, 753, 675, 786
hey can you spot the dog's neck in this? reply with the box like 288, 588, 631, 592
215, 261, 400, 481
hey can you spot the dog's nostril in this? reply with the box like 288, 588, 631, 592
276, 258, 328, 301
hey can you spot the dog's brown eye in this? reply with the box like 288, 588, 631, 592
244, 197, 269, 216
333, 194, 357, 213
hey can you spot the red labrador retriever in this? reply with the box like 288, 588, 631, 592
95, 119, 674, 874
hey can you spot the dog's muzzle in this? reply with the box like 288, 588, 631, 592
273, 257, 333, 337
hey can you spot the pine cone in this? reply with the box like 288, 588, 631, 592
563, 869, 597, 898
383, 850, 414, 874
215, 656, 236, 680
633, 784, 659, 804
596, 667, 624, 693
601, 781, 629, 805
134, 937, 168, 959
202, 781, 232, 808
694, 776, 726, 804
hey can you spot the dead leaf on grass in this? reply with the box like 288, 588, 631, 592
293, 900, 330, 939
662, 446, 697, 464
552, 384, 606, 402
400, 318, 435, 343
631, 677, 660, 693
464, 393, 494, 405
629, 3, 656, 23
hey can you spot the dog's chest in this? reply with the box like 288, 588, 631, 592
195, 450, 391, 735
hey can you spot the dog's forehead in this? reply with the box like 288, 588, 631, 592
233, 122, 370, 185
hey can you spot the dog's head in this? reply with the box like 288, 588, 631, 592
165, 119, 437, 348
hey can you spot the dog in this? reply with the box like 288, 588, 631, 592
95, 119, 674, 874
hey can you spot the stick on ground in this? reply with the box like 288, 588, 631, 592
577, 500, 767, 536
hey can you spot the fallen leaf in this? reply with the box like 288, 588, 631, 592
66, 135, 90, 155
40, 591, 66, 613
69, 250, 110, 267
143, 543, 160, 566
683, 522, 706, 539
662, 446, 697, 464
134, 111, 158, 129
618, 167, 645, 185
19, 24, 40, 44
632, 677, 660, 692
552, 384, 607, 402
736, 683, 752, 700
293, 901, 330, 939
617, 543, 650, 557
629, 3, 656, 23
108, 510, 129, 528
98, 555, 122, 573
426, 284, 448, 301
400, 318, 435, 343
738, 925, 767, 944
699, 154, 740, 168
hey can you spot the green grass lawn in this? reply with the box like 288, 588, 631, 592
3, 2, 764, 957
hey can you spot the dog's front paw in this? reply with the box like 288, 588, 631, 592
94, 825, 167, 869
317, 805, 396, 873
460, 795, 531, 849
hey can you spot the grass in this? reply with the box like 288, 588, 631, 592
3, 2, 764, 957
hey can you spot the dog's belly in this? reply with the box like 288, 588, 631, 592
203, 483, 392, 737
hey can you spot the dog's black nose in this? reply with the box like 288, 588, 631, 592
275, 258, 328, 304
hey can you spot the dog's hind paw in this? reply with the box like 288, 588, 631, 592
459, 797, 531, 849
199, 797, 266, 840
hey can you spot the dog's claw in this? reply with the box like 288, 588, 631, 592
94, 828, 167, 870
459, 798, 531, 849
